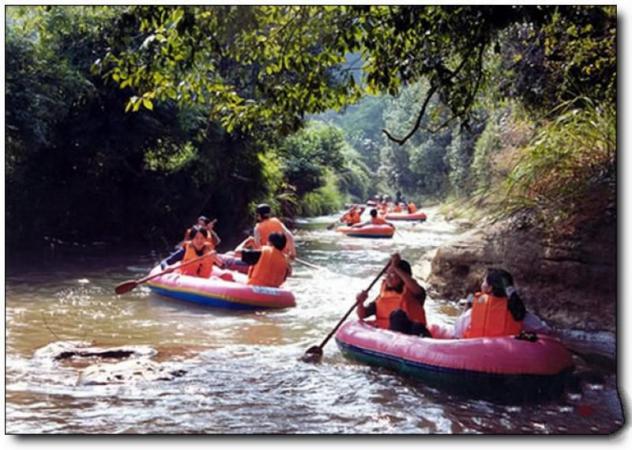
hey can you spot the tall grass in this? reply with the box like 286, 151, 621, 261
500, 99, 615, 233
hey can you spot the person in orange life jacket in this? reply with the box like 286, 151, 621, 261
456, 268, 526, 338
407, 201, 417, 214
252, 203, 297, 259
182, 216, 221, 249
341, 205, 365, 226
161, 226, 217, 278
241, 232, 292, 287
356, 253, 432, 337
353, 208, 395, 228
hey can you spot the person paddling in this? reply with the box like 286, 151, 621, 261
161, 225, 217, 278
252, 203, 296, 259
241, 232, 292, 288
340, 205, 364, 226
356, 253, 431, 337
352, 208, 395, 229
182, 215, 221, 250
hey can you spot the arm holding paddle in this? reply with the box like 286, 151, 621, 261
115, 251, 216, 295
355, 290, 376, 320
388, 253, 424, 297
302, 260, 390, 363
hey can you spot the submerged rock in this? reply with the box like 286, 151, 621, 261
33, 341, 188, 385
77, 358, 187, 385
34, 341, 157, 364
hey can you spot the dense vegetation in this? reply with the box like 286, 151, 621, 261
6, 5, 616, 250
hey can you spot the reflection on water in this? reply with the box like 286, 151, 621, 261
5, 207, 624, 433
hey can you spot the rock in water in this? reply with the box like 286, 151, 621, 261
77, 358, 187, 385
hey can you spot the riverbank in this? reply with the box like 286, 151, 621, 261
422, 205, 616, 361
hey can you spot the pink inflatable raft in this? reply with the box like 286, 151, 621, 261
336, 224, 394, 239
335, 320, 574, 400
384, 211, 427, 221
146, 266, 295, 310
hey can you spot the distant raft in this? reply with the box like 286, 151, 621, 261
335, 320, 574, 400
336, 224, 395, 239
384, 211, 427, 221
146, 266, 295, 310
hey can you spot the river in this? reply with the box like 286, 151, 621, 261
5, 208, 624, 434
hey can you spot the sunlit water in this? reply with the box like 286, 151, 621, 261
5, 208, 624, 434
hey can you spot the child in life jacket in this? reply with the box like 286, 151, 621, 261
356, 253, 431, 337
454, 268, 526, 338
161, 225, 217, 278
241, 232, 292, 288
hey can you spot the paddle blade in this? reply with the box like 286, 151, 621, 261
326, 223, 336, 230
114, 280, 138, 295
301, 345, 323, 363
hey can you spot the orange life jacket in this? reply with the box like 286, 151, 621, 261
247, 245, 289, 287
375, 281, 427, 329
343, 209, 361, 225
179, 242, 214, 278
371, 216, 387, 225
341, 210, 354, 224
393, 204, 403, 213
407, 202, 417, 213
255, 217, 285, 248
463, 293, 523, 338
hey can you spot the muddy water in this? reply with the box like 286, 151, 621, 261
5, 208, 624, 434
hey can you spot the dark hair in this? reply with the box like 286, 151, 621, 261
197, 215, 210, 225
268, 232, 286, 251
370, 209, 378, 217
256, 203, 272, 217
485, 268, 526, 321
188, 225, 208, 240
397, 259, 412, 276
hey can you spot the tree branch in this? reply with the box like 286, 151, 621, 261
382, 83, 437, 145
382, 38, 486, 146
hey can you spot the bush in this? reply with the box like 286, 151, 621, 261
502, 98, 615, 233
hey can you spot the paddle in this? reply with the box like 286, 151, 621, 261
294, 258, 324, 270
301, 261, 390, 363
326, 206, 356, 230
114, 252, 215, 295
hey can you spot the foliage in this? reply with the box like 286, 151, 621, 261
297, 171, 346, 217
379, 82, 456, 199
100, 5, 615, 147
496, 7, 616, 114
316, 95, 388, 171
5, 5, 617, 249
501, 99, 615, 232
275, 122, 370, 215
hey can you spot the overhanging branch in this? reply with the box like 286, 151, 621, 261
382, 83, 437, 145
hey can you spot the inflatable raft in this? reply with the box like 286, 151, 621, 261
384, 211, 427, 221
335, 320, 574, 400
336, 224, 394, 239
146, 266, 295, 310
